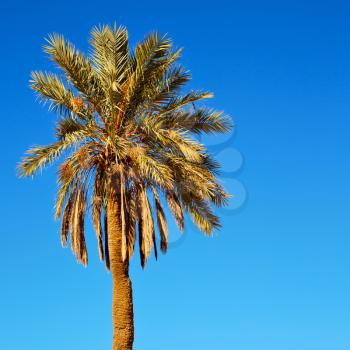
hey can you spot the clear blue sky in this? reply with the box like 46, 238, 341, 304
1, 1, 350, 349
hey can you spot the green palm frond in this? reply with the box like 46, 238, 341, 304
124, 33, 180, 117
18, 130, 87, 177
158, 90, 213, 115
156, 108, 233, 135
44, 34, 103, 109
150, 66, 191, 107
134, 153, 174, 190
30, 71, 74, 115
90, 25, 130, 89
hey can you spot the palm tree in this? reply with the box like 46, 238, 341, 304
19, 24, 231, 350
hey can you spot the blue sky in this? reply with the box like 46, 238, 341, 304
1, 1, 350, 349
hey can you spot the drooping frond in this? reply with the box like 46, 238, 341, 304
60, 184, 76, 247
181, 193, 220, 235
55, 159, 79, 219
118, 165, 128, 262
70, 186, 88, 266
125, 184, 137, 259
152, 187, 168, 253
104, 212, 110, 271
166, 192, 184, 231
92, 167, 105, 261
137, 184, 155, 268
134, 153, 174, 190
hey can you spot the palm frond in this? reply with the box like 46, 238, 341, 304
138, 184, 154, 268
152, 187, 168, 253
166, 192, 184, 231
30, 71, 74, 115
155, 108, 233, 135
18, 131, 86, 177
104, 212, 110, 271
90, 25, 130, 89
56, 117, 86, 140
149, 66, 191, 108
44, 33, 103, 108
55, 160, 80, 219
92, 167, 105, 261
134, 153, 174, 190
181, 194, 220, 235
70, 186, 88, 266
158, 90, 213, 115
124, 32, 179, 117
125, 184, 137, 259
60, 184, 77, 247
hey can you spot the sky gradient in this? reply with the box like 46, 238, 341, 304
1, 1, 350, 349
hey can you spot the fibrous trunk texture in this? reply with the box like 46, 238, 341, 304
107, 191, 134, 350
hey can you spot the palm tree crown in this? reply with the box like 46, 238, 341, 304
19, 24, 232, 269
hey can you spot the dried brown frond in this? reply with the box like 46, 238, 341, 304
70, 187, 88, 266
125, 186, 137, 259
92, 168, 105, 261
137, 184, 154, 268
119, 166, 127, 261
60, 188, 76, 246
104, 213, 110, 271
152, 187, 168, 253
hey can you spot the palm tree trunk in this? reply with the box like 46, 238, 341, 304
107, 190, 134, 350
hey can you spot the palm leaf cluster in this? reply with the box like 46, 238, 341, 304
19, 25, 232, 268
